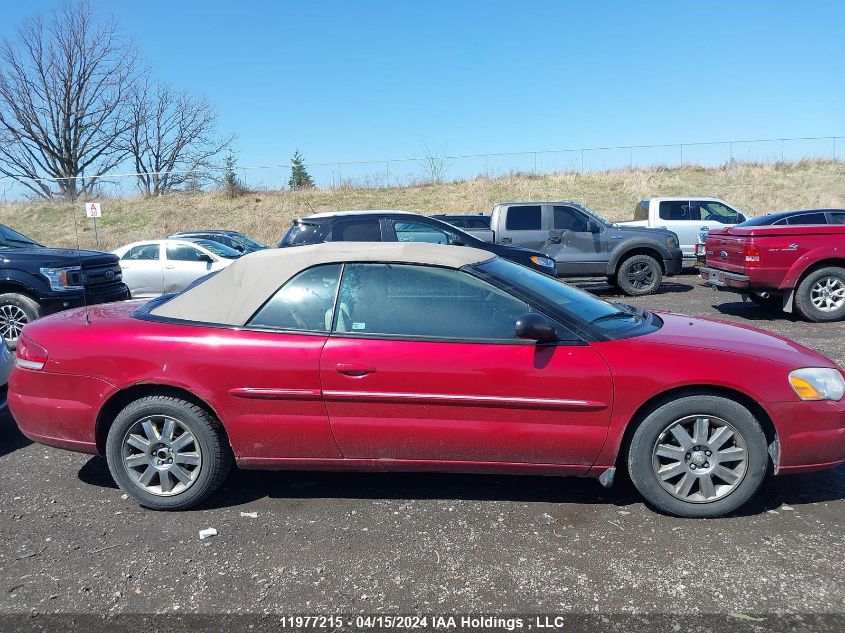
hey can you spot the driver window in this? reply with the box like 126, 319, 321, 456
333, 263, 530, 340
166, 245, 207, 262
553, 206, 589, 232
699, 202, 739, 224
394, 220, 452, 244
248, 264, 342, 331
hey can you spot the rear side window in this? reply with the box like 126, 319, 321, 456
249, 264, 342, 331
505, 205, 542, 230
787, 212, 828, 225
659, 201, 695, 221
394, 220, 451, 244
464, 217, 491, 229
282, 222, 321, 246
122, 244, 160, 260
327, 219, 382, 242
334, 263, 529, 340
830, 212, 845, 225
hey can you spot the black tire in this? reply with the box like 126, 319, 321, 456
793, 266, 845, 323
105, 396, 232, 510
627, 395, 768, 518
615, 254, 663, 296
748, 292, 782, 312
606, 274, 620, 291
0, 292, 42, 350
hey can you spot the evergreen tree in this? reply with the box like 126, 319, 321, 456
289, 150, 315, 190
223, 151, 243, 198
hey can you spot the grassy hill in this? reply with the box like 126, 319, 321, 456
1, 160, 843, 252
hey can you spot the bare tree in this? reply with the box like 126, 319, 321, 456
417, 142, 451, 184
125, 80, 232, 196
0, 1, 140, 199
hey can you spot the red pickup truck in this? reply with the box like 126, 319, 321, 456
700, 225, 845, 322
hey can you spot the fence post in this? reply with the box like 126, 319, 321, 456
729, 142, 733, 163
533, 152, 537, 173
337, 163, 342, 187
580, 149, 584, 174
833, 137, 837, 161
780, 139, 784, 162
485, 154, 489, 179
680, 144, 684, 165
385, 161, 390, 187
629, 147, 633, 170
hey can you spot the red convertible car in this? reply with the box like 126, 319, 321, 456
9, 243, 845, 517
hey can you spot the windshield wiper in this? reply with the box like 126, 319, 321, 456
590, 310, 643, 324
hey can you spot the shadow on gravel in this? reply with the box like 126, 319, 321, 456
76, 453, 844, 517
0, 408, 31, 458
712, 301, 800, 322
578, 281, 695, 298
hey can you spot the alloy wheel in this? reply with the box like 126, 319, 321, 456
0, 304, 28, 343
627, 262, 655, 290
810, 276, 845, 312
121, 415, 202, 496
651, 415, 748, 503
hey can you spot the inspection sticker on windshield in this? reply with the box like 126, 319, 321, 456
352, 322, 366, 330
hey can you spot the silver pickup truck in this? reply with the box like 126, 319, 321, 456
482, 201, 684, 295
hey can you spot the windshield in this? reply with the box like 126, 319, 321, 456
0, 224, 41, 248
191, 239, 243, 259
472, 258, 650, 335
580, 205, 614, 228
229, 233, 265, 249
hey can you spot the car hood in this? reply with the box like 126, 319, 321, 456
645, 311, 837, 368
0, 247, 119, 267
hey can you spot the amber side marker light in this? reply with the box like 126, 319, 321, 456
788, 368, 845, 401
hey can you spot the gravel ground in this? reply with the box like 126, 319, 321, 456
0, 273, 843, 629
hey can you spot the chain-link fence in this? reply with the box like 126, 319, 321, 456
0, 135, 842, 202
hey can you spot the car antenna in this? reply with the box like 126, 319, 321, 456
69, 191, 90, 326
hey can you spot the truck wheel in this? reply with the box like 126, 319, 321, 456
105, 396, 232, 511
0, 292, 42, 349
794, 266, 845, 322
615, 254, 662, 296
627, 395, 768, 518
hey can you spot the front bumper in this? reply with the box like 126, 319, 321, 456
769, 398, 845, 473
40, 283, 130, 315
700, 267, 751, 291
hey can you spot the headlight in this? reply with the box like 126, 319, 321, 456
666, 234, 679, 249
40, 266, 83, 292
530, 255, 555, 269
788, 368, 845, 401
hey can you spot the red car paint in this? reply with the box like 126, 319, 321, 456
700, 224, 845, 292
9, 300, 845, 478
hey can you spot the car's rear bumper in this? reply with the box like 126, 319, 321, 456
8, 368, 111, 455
769, 398, 845, 473
699, 266, 751, 290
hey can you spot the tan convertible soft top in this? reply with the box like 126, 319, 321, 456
150, 242, 495, 325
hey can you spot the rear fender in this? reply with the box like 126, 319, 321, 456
779, 248, 845, 289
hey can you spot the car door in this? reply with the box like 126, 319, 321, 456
118, 243, 164, 297
656, 200, 700, 258
319, 262, 613, 472
163, 242, 217, 293
498, 205, 548, 250
547, 205, 607, 275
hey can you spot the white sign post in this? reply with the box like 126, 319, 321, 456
85, 202, 101, 249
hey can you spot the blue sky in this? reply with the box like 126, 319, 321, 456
2, 0, 844, 173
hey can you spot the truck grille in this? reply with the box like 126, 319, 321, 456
83, 263, 123, 287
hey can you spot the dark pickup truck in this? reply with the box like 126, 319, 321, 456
0, 224, 129, 347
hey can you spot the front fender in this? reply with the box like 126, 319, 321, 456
779, 245, 845, 289
605, 239, 671, 275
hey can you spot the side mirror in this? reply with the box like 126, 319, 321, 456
199, 254, 214, 264
737, 213, 746, 223
514, 313, 558, 343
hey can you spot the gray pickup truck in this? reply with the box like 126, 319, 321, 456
485, 201, 683, 295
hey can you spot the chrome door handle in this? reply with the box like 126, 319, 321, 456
164, 265, 175, 269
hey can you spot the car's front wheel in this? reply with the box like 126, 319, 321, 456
105, 396, 232, 510
627, 395, 768, 518
615, 254, 662, 296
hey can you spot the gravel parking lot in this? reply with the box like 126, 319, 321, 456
0, 272, 843, 628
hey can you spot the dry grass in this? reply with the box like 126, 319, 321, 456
1, 160, 844, 252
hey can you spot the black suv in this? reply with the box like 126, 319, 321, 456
0, 224, 129, 347
279, 211, 557, 275
167, 230, 267, 253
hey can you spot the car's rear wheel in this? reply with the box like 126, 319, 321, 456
627, 395, 768, 518
0, 292, 41, 350
105, 396, 232, 510
794, 266, 845, 322
615, 254, 662, 296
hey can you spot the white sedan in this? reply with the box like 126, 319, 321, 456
112, 239, 242, 298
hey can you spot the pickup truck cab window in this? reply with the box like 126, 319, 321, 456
787, 212, 827, 225
505, 205, 542, 230
831, 212, 845, 225
326, 219, 382, 242
249, 264, 342, 332
553, 206, 590, 232
697, 201, 740, 224
333, 263, 530, 341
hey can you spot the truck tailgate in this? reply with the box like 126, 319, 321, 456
705, 232, 749, 273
